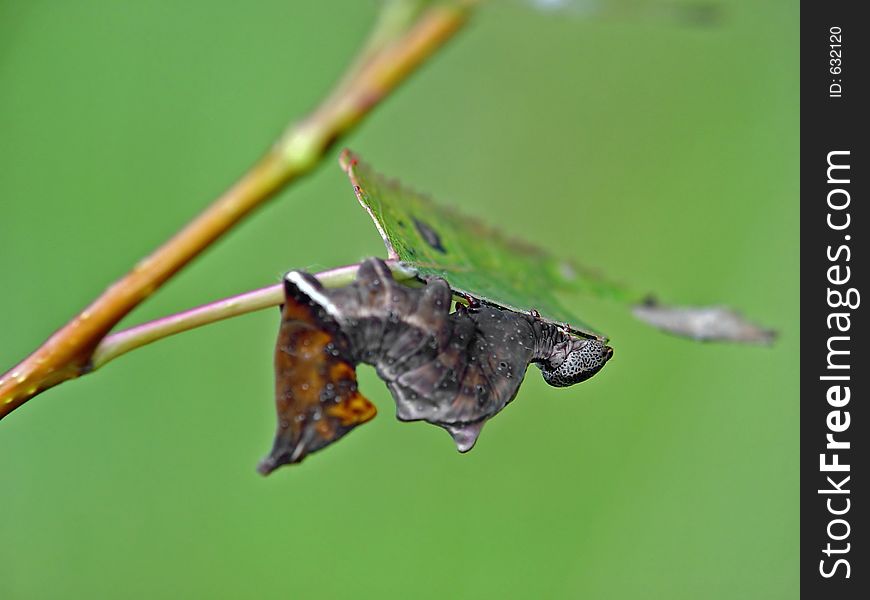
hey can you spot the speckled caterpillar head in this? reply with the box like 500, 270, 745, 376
538, 338, 613, 387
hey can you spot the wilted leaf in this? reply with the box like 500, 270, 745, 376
632, 299, 776, 344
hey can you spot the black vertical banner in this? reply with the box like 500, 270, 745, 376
801, 2, 868, 597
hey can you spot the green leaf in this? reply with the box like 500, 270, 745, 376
339, 150, 776, 346
340, 150, 633, 337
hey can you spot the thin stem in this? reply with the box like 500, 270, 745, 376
91, 284, 285, 370
0, 1, 473, 419
89, 261, 416, 370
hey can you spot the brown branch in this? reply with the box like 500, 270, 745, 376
0, 1, 473, 420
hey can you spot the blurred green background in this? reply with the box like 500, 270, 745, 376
0, 1, 797, 598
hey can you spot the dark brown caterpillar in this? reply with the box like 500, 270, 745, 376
258, 258, 613, 474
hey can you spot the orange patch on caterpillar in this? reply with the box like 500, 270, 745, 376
327, 393, 377, 427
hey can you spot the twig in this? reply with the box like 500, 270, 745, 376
0, 1, 473, 420
89, 261, 416, 370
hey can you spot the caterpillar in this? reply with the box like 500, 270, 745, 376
258, 257, 613, 474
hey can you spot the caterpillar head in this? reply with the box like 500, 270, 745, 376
539, 337, 613, 387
